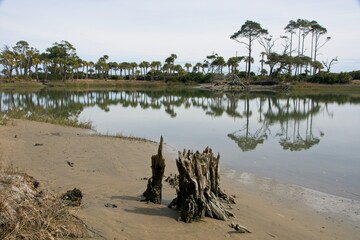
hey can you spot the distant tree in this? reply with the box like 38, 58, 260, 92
165, 54, 177, 75
119, 62, 129, 78
162, 63, 170, 76
292, 56, 312, 75
298, 19, 310, 58
150, 61, 162, 80
0, 46, 16, 79
226, 56, 244, 74
13, 40, 30, 76
40, 53, 50, 81
108, 62, 119, 78
212, 55, 226, 74
96, 55, 109, 79
32, 51, 41, 80
184, 63, 192, 72
265, 53, 291, 77
46, 40, 77, 80
206, 54, 217, 73
244, 56, 254, 76
258, 36, 280, 76
231, 20, 268, 78
206, 53, 225, 73
258, 35, 278, 57
139, 61, 150, 79
195, 62, 203, 73
284, 20, 297, 75
310, 21, 330, 75
293, 19, 311, 75
88, 61, 94, 79
311, 60, 324, 74
322, 57, 338, 73
130, 62, 138, 79
259, 52, 266, 75
174, 64, 184, 76
202, 61, 209, 74
81, 60, 88, 79
284, 20, 297, 55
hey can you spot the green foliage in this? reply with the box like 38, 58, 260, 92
237, 71, 248, 78
309, 72, 352, 84
163, 72, 213, 84
231, 20, 268, 40
337, 72, 353, 83
348, 70, 360, 80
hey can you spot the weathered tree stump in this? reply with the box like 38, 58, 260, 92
143, 136, 166, 204
170, 147, 234, 223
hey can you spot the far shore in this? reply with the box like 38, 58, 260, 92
1, 119, 359, 239
1, 78, 360, 94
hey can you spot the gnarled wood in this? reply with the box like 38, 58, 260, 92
143, 136, 166, 204
170, 147, 234, 223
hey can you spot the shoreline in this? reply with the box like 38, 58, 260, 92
1, 78, 360, 90
222, 169, 360, 227
1, 119, 359, 239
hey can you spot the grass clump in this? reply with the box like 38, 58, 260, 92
0, 161, 89, 239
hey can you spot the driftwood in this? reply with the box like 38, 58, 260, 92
169, 147, 234, 223
143, 136, 166, 204
230, 221, 252, 233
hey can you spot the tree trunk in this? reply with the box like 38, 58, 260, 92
170, 147, 234, 223
143, 136, 166, 204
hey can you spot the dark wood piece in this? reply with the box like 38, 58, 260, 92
143, 136, 166, 204
170, 147, 234, 223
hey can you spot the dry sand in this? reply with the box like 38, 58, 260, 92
0, 119, 359, 240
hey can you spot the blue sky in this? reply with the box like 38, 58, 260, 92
0, 0, 359, 72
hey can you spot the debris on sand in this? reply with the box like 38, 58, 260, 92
61, 188, 83, 206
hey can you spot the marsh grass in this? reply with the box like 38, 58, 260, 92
289, 81, 360, 97
92, 132, 156, 143
0, 156, 89, 239
3, 108, 93, 129
0, 192, 89, 239
0, 169, 90, 239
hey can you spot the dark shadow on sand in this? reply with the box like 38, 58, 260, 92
124, 206, 179, 219
111, 195, 174, 206
111, 195, 142, 201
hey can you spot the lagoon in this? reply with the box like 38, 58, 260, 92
1, 89, 360, 201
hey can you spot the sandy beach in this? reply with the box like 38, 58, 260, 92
0, 119, 359, 239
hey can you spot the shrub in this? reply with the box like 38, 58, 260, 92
348, 70, 360, 80
337, 72, 352, 83
309, 72, 352, 84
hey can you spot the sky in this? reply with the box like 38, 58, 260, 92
0, 0, 359, 72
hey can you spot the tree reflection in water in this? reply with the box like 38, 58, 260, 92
228, 96, 267, 152
1, 89, 359, 152
228, 95, 324, 152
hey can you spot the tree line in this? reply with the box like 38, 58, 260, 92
0, 40, 237, 83
0, 19, 355, 84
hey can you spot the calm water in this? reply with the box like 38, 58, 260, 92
1, 89, 360, 201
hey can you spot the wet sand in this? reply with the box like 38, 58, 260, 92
0, 119, 359, 239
